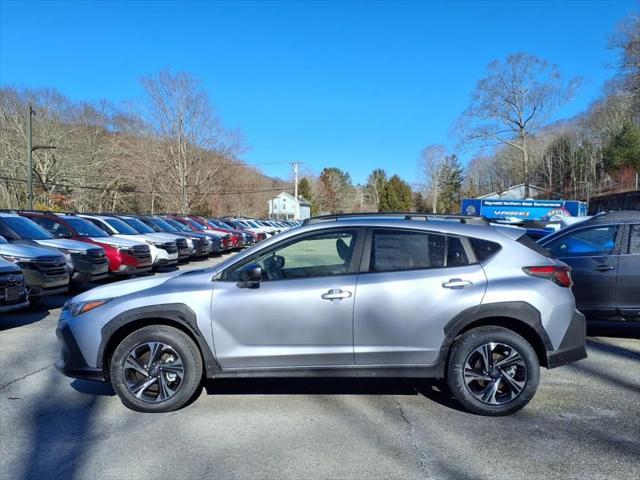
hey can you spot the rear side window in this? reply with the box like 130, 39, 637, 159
628, 225, 640, 254
370, 230, 446, 272
469, 237, 502, 262
516, 234, 554, 258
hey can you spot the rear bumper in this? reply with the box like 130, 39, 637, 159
546, 310, 588, 368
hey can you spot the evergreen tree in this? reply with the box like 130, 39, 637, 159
379, 175, 413, 211
437, 155, 464, 214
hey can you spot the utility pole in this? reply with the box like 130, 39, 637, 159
27, 106, 34, 210
291, 161, 300, 199
25, 106, 56, 210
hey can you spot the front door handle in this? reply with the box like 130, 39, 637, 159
321, 289, 352, 301
594, 265, 615, 272
442, 278, 473, 289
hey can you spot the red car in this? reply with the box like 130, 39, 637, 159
164, 215, 235, 251
184, 215, 244, 248
21, 212, 153, 276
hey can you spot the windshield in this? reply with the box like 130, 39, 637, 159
1, 217, 54, 240
120, 217, 155, 234
246, 220, 260, 228
182, 218, 203, 230
148, 217, 177, 233
64, 217, 110, 238
104, 217, 140, 235
163, 218, 191, 232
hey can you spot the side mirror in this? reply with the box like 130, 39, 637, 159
237, 263, 262, 289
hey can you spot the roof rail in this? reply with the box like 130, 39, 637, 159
303, 212, 489, 225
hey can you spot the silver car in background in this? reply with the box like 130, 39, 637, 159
56, 214, 586, 415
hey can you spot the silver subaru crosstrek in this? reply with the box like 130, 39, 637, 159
56, 214, 587, 415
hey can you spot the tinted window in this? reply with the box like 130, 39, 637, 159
104, 218, 139, 235
546, 225, 619, 257
469, 238, 501, 262
148, 217, 179, 232
120, 217, 155, 234
370, 230, 445, 272
30, 217, 72, 238
229, 230, 358, 281
628, 224, 640, 255
166, 218, 193, 232
63, 217, 110, 237
447, 236, 470, 267
0, 217, 54, 240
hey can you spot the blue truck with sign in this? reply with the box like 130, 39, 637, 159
461, 199, 588, 221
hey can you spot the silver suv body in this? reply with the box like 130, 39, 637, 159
56, 214, 586, 415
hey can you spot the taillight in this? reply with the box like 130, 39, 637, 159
523, 266, 573, 288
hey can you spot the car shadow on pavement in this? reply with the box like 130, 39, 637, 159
0, 295, 67, 331
587, 324, 640, 339
587, 338, 640, 362
71, 379, 116, 396
203, 377, 467, 412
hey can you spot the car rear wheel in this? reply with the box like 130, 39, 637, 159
446, 326, 540, 416
110, 325, 203, 412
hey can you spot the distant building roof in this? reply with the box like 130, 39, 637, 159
269, 191, 312, 206
478, 183, 547, 200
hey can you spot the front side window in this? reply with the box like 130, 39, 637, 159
228, 230, 359, 281
370, 230, 446, 272
31, 217, 72, 238
546, 225, 619, 257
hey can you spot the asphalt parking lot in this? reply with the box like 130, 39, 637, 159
0, 254, 639, 480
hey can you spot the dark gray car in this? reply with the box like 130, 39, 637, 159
539, 210, 640, 323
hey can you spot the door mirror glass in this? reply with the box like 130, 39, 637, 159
237, 263, 262, 288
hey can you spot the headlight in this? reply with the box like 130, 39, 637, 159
69, 298, 112, 316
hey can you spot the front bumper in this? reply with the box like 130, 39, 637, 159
55, 323, 106, 381
546, 310, 587, 368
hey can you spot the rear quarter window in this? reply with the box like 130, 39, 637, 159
469, 237, 502, 262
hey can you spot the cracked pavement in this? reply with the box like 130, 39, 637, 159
1, 255, 639, 480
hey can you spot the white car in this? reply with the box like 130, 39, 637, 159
79, 214, 179, 268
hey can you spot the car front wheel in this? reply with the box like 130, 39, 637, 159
446, 326, 540, 416
110, 325, 203, 412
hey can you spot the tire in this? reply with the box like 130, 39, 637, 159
109, 325, 203, 413
446, 326, 540, 416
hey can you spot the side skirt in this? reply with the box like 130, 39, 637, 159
210, 365, 443, 379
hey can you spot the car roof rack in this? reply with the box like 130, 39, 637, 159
303, 212, 489, 225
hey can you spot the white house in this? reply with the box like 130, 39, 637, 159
267, 192, 311, 220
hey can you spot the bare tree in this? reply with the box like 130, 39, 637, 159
141, 69, 241, 213
456, 53, 580, 198
419, 145, 447, 213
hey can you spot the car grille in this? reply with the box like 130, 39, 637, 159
86, 248, 109, 271
131, 245, 152, 264
160, 242, 178, 254
35, 256, 69, 278
175, 238, 189, 255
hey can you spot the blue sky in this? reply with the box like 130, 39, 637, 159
1, 0, 637, 185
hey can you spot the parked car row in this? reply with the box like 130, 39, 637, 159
0, 209, 300, 312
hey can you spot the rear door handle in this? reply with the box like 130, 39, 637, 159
321, 289, 352, 301
442, 278, 473, 289
594, 265, 615, 272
